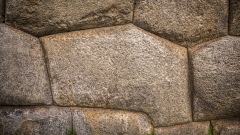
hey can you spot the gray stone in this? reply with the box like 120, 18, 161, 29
189, 36, 240, 121
6, 0, 134, 36
0, 0, 3, 22
155, 122, 210, 135
229, 0, 240, 35
212, 119, 240, 135
134, 0, 228, 47
72, 108, 153, 135
41, 24, 191, 127
0, 106, 72, 135
0, 24, 52, 105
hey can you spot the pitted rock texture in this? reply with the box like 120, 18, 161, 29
189, 36, 240, 121
155, 122, 210, 135
0, 106, 72, 135
134, 0, 228, 47
229, 0, 240, 35
72, 108, 152, 135
6, 0, 134, 37
41, 24, 191, 127
0, 24, 52, 105
0, 0, 3, 22
212, 119, 240, 135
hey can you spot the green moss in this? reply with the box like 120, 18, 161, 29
208, 124, 214, 135
68, 129, 77, 135
149, 129, 155, 135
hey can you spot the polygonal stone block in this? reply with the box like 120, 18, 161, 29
229, 0, 240, 35
0, 24, 52, 105
212, 119, 240, 135
155, 122, 210, 135
41, 24, 191, 127
0, 106, 72, 134
134, 0, 228, 47
190, 36, 240, 121
72, 108, 153, 135
6, 0, 134, 36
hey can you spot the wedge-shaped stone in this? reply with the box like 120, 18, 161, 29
0, 0, 3, 22
134, 0, 228, 47
212, 119, 240, 135
0, 24, 52, 105
6, 0, 134, 36
0, 106, 72, 134
72, 108, 152, 135
229, 0, 240, 35
41, 24, 191, 126
155, 122, 210, 135
190, 36, 240, 121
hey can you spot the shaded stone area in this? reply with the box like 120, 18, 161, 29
155, 122, 210, 135
0, 106, 72, 135
134, 0, 228, 47
72, 108, 153, 135
6, 0, 134, 37
0, 24, 52, 105
41, 24, 191, 127
212, 119, 240, 135
0, 0, 3, 22
189, 36, 240, 121
229, 0, 240, 35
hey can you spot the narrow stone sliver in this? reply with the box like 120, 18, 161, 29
40, 24, 191, 127
0, 24, 52, 105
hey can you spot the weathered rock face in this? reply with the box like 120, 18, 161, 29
212, 119, 240, 135
41, 24, 191, 127
229, 0, 240, 35
134, 0, 228, 47
0, 24, 52, 105
189, 36, 240, 121
72, 108, 153, 135
5, 0, 134, 37
0, 106, 72, 134
155, 122, 210, 135
0, 0, 3, 22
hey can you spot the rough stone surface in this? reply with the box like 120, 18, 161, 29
229, 0, 240, 35
189, 36, 240, 121
212, 119, 240, 135
72, 108, 153, 135
155, 122, 210, 135
0, 106, 72, 135
134, 0, 228, 47
0, 0, 3, 22
0, 24, 52, 105
41, 24, 191, 127
6, 0, 134, 36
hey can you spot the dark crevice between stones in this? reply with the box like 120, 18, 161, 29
228, 0, 230, 35
39, 39, 55, 106
187, 49, 195, 122
2, 0, 6, 23
132, 0, 136, 23
208, 121, 214, 135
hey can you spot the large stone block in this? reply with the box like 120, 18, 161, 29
0, 0, 3, 22
72, 108, 153, 135
189, 36, 240, 121
134, 0, 228, 47
41, 24, 191, 127
212, 119, 240, 135
229, 0, 240, 35
6, 0, 134, 36
155, 122, 210, 135
0, 106, 72, 134
0, 24, 52, 105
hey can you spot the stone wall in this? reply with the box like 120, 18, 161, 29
0, 0, 239, 135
